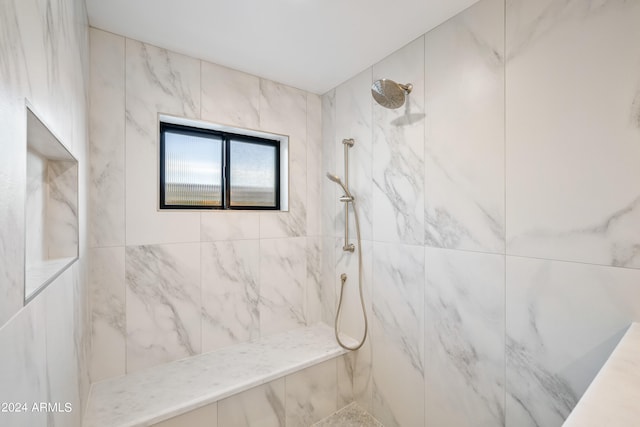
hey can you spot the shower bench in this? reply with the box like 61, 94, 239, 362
83, 323, 354, 427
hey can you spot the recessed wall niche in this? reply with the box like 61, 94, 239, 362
25, 106, 78, 303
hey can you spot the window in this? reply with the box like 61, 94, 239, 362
160, 122, 281, 210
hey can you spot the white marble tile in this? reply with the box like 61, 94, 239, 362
201, 240, 260, 353
259, 79, 307, 238
89, 28, 125, 248
0, 298, 48, 427
372, 37, 425, 245
563, 323, 640, 427
506, 0, 640, 267
337, 338, 373, 413
124, 39, 201, 246
44, 270, 82, 427
320, 237, 336, 325
152, 403, 217, 427
218, 379, 285, 427
126, 243, 201, 372
424, 0, 505, 253
321, 90, 337, 239
201, 61, 260, 129
285, 359, 338, 427
200, 211, 260, 241
90, 247, 126, 382
505, 256, 640, 427
335, 68, 374, 241
47, 159, 79, 258
25, 150, 46, 266
0, 96, 26, 327
424, 247, 505, 427
371, 242, 425, 427
334, 238, 372, 346
259, 237, 307, 336
307, 93, 323, 238
84, 324, 352, 427
306, 237, 323, 325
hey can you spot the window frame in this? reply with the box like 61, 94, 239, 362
159, 122, 281, 210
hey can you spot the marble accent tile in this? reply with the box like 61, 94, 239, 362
259, 237, 307, 336
89, 28, 125, 248
201, 61, 260, 129
85, 324, 350, 427
0, 298, 48, 427
44, 271, 82, 427
371, 242, 425, 427
424, 0, 505, 253
335, 68, 374, 241
285, 359, 338, 427
201, 240, 260, 353
321, 90, 337, 239
506, 0, 640, 267
312, 402, 383, 427
126, 243, 201, 372
152, 403, 217, 427
259, 79, 307, 238
424, 247, 505, 427
307, 93, 323, 237
218, 379, 285, 427
201, 211, 260, 242
506, 256, 640, 427
90, 247, 126, 381
125, 39, 201, 246
372, 37, 425, 245
306, 237, 323, 325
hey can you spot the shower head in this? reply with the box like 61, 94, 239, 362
325, 172, 352, 198
326, 172, 342, 184
371, 79, 413, 109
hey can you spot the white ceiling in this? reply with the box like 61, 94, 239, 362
86, 0, 479, 94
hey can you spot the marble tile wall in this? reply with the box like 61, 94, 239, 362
88, 28, 325, 378
322, 0, 640, 425
0, 0, 90, 427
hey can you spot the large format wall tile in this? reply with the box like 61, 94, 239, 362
201, 240, 260, 353
506, 0, 640, 267
372, 242, 425, 427
424, 247, 505, 427
90, 247, 125, 381
321, 90, 336, 239
424, 0, 505, 253
285, 359, 337, 427
335, 69, 374, 241
506, 256, 640, 427
0, 298, 48, 427
259, 237, 307, 336
201, 61, 260, 129
372, 37, 425, 245
218, 379, 285, 427
89, 28, 125, 248
126, 243, 201, 372
125, 39, 201, 246
45, 272, 82, 427
335, 239, 373, 411
305, 237, 323, 325
307, 94, 323, 238
201, 211, 260, 242
259, 80, 307, 238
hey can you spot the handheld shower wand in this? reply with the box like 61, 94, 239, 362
325, 138, 368, 351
